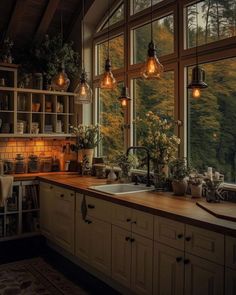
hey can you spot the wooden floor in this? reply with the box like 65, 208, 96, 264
0, 236, 120, 295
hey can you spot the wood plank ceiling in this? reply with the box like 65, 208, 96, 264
0, 0, 89, 50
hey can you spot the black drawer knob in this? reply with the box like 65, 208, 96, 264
185, 237, 191, 242
125, 236, 130, 241
176, 257, 182, 263
88, 204, 95, 209
60, 194, 64, 198
130, 238, 135, 243
126, 218, 131, 222
131, 221, 137, 225
184, 259, 190, 264
85, 219, 92, 224
177, 234, 183, 239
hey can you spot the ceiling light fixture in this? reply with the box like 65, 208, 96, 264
100, 0, 117, 90
75, 0, 92, 104
187, 2, 208, 99
51, 13, 70, 92
142, 0, 163, 79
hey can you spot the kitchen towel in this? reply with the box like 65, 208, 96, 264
0, 176, 13, 206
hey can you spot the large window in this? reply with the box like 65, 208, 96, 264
132, 14, 174, 64
131, 0, 164, 15
188, 58, 236, 183
133, 71, 175, 145
101, 3, 124, 29
97, 83, 125, 158
186, 1, 236, 48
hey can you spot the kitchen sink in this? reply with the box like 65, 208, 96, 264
89, 183, 154, 195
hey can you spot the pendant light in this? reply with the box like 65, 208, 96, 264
51, 13, 70, 92
118, 86, 131, 107
75, 0, 92, 104
187, 3, 208, 98
142, 0, 163, 79
100, 0, 117, 90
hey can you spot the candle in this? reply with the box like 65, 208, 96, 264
207, 167, 213, 179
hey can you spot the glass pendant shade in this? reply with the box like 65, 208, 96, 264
142, 41, 164, 79
100, 59, 117, 89
118, 86, 131, 107
188, 66, 208, 99
51, 65, 70, 92
75, 71, 93, 104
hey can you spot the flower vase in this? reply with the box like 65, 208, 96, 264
172, 179, 187, 196
82, 149, 94, 167
153, 163, 168, 191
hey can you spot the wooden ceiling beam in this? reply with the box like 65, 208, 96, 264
5, 0, 28, 40
33, 0, 61, 44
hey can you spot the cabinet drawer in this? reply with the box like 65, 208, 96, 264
185, 225, 224, 265
225, 267, 236, 295
85, 195, 112, 222
54, 186, 75, 201
154, 216, 185, 250
112, 204, 132, 231
40, 182, 55, 191
132, 209, 153, 239
226, 236, 236, 270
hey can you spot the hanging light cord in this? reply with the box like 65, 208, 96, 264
196, 3, 199, 66
60, 12, 63, 49
82, 0, 85, 70
107, 0, 110, 60
151, 0, 153, 41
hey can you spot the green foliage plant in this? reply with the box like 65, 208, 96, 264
113, 153, 139, 178
70, 124, 102, 151
169, 158, 190, 181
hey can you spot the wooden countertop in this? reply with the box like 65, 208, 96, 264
37, 174, 236, 236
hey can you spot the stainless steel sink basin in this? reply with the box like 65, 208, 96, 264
89, 183, 154, 195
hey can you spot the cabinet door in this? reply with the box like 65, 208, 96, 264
112, 225, 131, 288
153, 242, 184, 295
154, 216, 185, 250
132, 209, 154, 239
75, 213, 91, 263
112, 204, 132, 231
226, 236, 236, 270
185, 254, 224, 295
40, 182, 54, 239
131, 233, 153, 295
53, 187, 75, 254
225, 267, 236, 295
185, 225, 224, 265
90, 218, 112, 276
85, 195, 112, 223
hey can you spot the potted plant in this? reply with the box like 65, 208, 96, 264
113, 153, 138, 183
70, 124, 102, 166
169, 158, 189, 195
136, 111, 180, 190
189, 170, 203, 198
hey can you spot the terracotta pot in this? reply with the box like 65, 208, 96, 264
172, 179, 187, 196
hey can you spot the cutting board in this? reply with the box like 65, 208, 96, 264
196, 200, 236, 222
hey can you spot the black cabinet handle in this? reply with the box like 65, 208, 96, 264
185, 237, 191, 242
125, 236, 130, 241
184, 259, 190, 264
131, 221, 137, 225
71, 193, 74, 196
177, 234, 183, 239
130, 238, 135, 243
126, 218, 131, 222
50, 186, 53, 189
176, 257, 182, 263
60, 194, 64, 198
88, 204, 95, 209
85, 219, 92, 224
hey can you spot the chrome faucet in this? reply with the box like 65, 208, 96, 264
126, 146, 151, 187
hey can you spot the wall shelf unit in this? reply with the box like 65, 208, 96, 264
0, 64, 77, 138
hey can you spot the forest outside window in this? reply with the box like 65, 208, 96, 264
97, 83, 125, 158
132, 14, 174, 65
101, 3, 124, 30
186, 1, 236, 49
131, 0, 164, 15
187, 58, 236, 184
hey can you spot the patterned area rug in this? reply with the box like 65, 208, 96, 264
0, 257, 89, 295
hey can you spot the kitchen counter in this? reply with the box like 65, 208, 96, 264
37, 174, 236, 236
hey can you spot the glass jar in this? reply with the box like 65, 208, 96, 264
15, 154, 26, 174
40, 157, 52, 172
28, 155, 40, 173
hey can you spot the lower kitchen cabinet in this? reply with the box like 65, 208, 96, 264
40, 183, 75, 254
225, 267, 236, 295
184, 253, 224, 295
153, 242, 184, 295
40, 182, 54, 239
112, 225, 153, 295
75, 213, 112, 276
